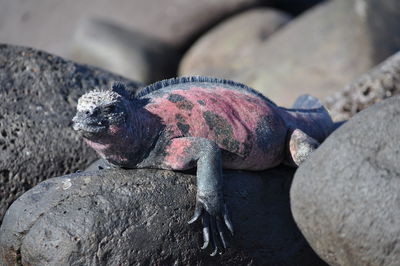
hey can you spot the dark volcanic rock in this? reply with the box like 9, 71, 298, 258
0, 167, 326, 265
291, 96, 400, 265
325, 50, 400, 121
0, 44, 141, 223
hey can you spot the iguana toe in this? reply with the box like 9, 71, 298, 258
188, 202, 202, 224
201, 215, 210, 249
223, 204, 234, 235
210, 244, 218, 256
216, 216, 227, 249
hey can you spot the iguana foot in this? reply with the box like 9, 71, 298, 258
287, 129, 320, 166
188, 201, 233, 256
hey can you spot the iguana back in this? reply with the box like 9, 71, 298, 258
135, 77, 334, 170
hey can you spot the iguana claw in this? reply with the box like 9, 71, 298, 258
188, 202, 233, 255
222, 204, 234, 235
188, 201, 202, 223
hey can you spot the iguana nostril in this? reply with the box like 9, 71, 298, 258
85, 109, 100, 116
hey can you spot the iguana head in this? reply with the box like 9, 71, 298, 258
72, 83, 130, 139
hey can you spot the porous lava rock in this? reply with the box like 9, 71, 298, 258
325, 50, 400, 121
0, 44, 141, 223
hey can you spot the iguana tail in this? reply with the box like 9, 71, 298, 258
295, 94, 337, 138
292, 94, 324, 109
277, 95, 336, 142
293, 94, 346, 131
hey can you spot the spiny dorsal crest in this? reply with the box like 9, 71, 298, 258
111, 82, 129, 96
77, 82, 130, 112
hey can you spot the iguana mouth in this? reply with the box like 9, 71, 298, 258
73, 123, 108, 140
73, 121, 107, 133
72, 115, 108, 136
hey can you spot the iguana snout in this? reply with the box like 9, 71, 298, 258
72, 110, 109, 137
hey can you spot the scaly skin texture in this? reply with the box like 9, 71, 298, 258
72, 76, 336, 255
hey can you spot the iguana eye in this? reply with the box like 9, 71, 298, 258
103, 104, 116, 114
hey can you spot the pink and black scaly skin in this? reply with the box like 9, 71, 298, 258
72, 76, 337, 255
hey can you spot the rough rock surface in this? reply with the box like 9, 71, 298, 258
0, 44, 141, 223
291, 96, 400, 266
0, 167, 326, 265
0, 0, 266, 55
180, 0, 400, 107
325, 48, 400, 121
179, 8, 291, 79
69, 18, 179, 84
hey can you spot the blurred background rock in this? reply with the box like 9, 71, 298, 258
0, 0, 322, 85
1, 0, 399, 103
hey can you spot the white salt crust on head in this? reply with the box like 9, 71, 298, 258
77, 90, 122, 112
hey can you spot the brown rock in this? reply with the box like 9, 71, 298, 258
0, 0, 264, 55
179, 8, 291, 79
180, 0, 400, 107
69, 18, 179, 83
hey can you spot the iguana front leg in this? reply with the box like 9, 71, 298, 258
163, 137, 234, 255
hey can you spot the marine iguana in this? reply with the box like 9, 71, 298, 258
72, 76, 337, 255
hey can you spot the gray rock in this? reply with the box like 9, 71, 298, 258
180, 0, 400, 107
0, 44, 141, 223
179, 8, 291, 80
363, 0, 400, 62
69, 18, 179, 84
291, 96, 400, 266
325, 48, 400, 122
0, 0, 266, 56
0, 167, 326, 265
